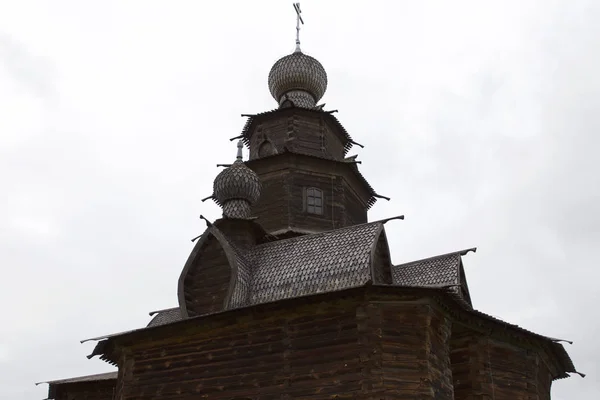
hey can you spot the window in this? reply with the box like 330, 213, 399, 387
305, 187, 323, 215
258, 140, 275, 157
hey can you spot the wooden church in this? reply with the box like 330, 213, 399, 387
38, 5, 580, 400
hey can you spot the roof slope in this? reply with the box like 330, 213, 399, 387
248, 221, 385, 304
239, 107, 356, 154
392, 248, 475, 286
392, 248, 475, 305
177, 219, 394, 317
147, 308, 182, 327
36, 371, 117, 386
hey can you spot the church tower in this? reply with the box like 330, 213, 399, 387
233, 6, 388, 238
40, 5, 580, 400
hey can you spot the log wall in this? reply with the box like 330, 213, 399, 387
250, 163, 369, 236
52, 380, 116, 400
248, 112, 346, 162
115, 297, 459, 399
379, 303, 454, 399
250, 172, 288, 234
116, 299, 369, 399
288, 172, 345, 232
450, 332, 554, 399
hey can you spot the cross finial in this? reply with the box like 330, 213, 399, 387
293, 2, 304, 53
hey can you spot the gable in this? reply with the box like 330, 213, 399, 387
178, 227, 240, 318
175, 219, 400, 318
392, 248, 476, 306
371, 228, 393, 284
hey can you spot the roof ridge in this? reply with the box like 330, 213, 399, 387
148, 307, 179, 316
253, 216, 402, 248
394, 247, 477, 268
244, 150, 386, 208
36, 371, 117, 385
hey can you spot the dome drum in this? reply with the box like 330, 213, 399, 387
278, 90, 317, 109
221, 199, 253, 219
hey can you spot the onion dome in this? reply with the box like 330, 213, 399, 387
212, 141, 261, 219
268, 50, 328, 109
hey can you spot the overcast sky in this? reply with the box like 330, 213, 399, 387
0, 0, 598, 398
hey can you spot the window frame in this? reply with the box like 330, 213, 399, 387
304, 187, 324, 215
258, 139, 275, 158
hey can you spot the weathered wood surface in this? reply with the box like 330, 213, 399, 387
249, 157, 370, 236
107, 288, 561, 399
182, 235, 231, 317
114, 297, 464, 399
117, 299, 369, 399
343, 182, 368, 226
249, 172, 288, 234
53, 380, 115, 400
380, 303, 454, 399
371, 233, 393, 285
248, 111, 346, 162
450, 332, 553, 399
244, 108, 371, 237
289, 173, 345, 232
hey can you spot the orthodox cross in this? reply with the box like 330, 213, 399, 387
293, 2, 304, 52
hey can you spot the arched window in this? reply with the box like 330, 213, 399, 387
305, 187, 323, 215
258, 140, 275, 158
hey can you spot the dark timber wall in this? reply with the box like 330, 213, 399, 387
250, 171, 288, 234
113, 294, 460, 399
52, 380, 115, 400
116, 298, 367, 399
103, 289, 567, 399
248, 156, 371, 236
379, 303, 454, 399
248, 111, 347, 162
288, 172, 345, 233
371, 233, 393, 285
450, 332, 554, 399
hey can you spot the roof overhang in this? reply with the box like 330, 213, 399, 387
245, 149, 389, 209
36, 371, 117, 399
81, 284, 580, 380
238, 107, 358, 155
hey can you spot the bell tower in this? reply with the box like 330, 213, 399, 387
236, 5, 388, 238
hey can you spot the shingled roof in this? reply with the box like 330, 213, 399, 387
147, 307, 182, 327
80, 221, 580, 381
36, 371, 117, 386
36, 371, 117, 399
239, 107, 356, 155
247, 221, 385, 304
392, 248, 476, 306
178, 218, 397, 317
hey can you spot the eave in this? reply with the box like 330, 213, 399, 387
237, 107, 359, 155
245, 148, 389, 209
81, 285, 581, 380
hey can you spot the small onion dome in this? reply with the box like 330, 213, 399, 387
268, 51, 328, 109
212, 141, 261, 218
213, 161, 261, 205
